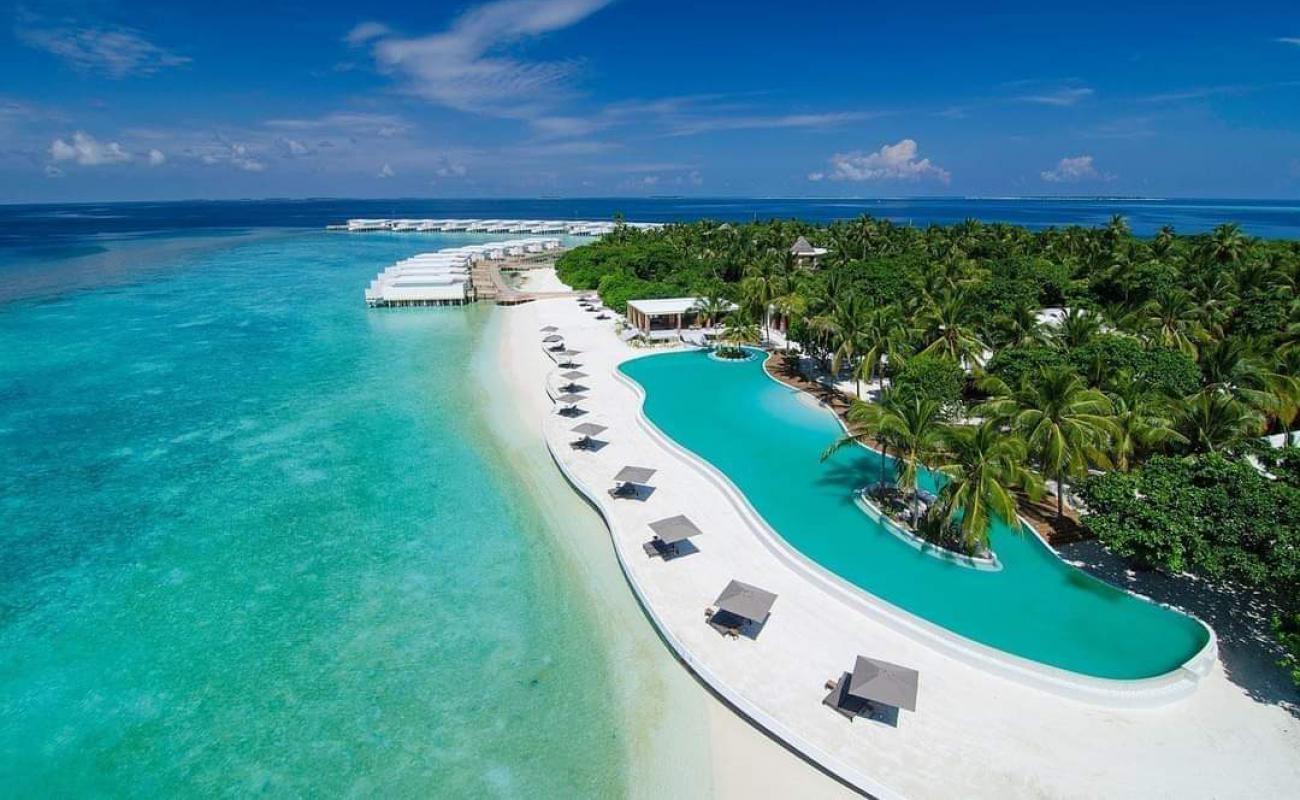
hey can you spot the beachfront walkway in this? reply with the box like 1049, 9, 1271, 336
517, 298, 1300, 799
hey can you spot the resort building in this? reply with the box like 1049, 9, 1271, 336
790, 235, 828, 268
626, 297, 736, 339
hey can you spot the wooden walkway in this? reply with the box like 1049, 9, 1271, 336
472, 253, 583, 306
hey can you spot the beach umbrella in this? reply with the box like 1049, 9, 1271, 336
848, 656, 919, 712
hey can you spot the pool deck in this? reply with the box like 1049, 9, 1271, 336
517, 297, 1300, 799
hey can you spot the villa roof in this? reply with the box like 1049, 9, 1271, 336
714, 580, 777, 623
571, 422, 607, 437
790, 236, 828, 257
849, 656, 919, 712
613, 465, 657, 484
649, 514, 703, 544
627, 297, 706, 316
554, 392, 586, 404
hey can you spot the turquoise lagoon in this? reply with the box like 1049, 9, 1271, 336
0, 232, 627, 795
621, 349, 1210, 680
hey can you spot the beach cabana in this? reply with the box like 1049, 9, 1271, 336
570, 422, 607, 451
543, 334, 563, 343
823, 655, 919, 721
625, 297, 736, 339
707, 580, 777, 638
790, 235, 828, 268
609, 465, 656, 499
561, 370, 588, 381
644, 514, 703, 559
556, 350, 582, 368
540, 325, 559, 333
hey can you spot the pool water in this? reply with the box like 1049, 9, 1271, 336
621, 349, 1210, 680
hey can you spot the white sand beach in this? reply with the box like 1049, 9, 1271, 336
475, 301, 856, 798
512, 266, 572, 294
481, 285, 1300, 798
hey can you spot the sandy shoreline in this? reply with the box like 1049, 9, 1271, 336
474, 269, 1300, 799
474, 269, 855, 798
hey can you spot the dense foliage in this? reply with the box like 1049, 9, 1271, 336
567, 213, 1300, 683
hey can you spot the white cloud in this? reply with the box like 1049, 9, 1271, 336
18, 19, 189, 78
1277, 37, 1300, 46
667, 111, 878, 137
281, 138, 310, 156
360, 0, 613, 118
147, 148, 166, 166
49, 132, 132, 165
1014, 86, 1094, 107
810, 139, 950, 183
198, 142, 265, 172
1041, 155, 1111, 183
346, 22, 392, 46
433, 157, 468, 177
378, 163, 395, 178
265, 112, 410, 138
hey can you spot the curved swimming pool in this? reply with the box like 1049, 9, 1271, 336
620, 349, 1210, 680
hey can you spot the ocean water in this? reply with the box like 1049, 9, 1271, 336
0, 231, 627, 795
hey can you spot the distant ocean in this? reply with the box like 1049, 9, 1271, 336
0, 196, 1296, 794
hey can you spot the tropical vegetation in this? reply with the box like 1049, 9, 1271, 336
559, 214, 1300, 683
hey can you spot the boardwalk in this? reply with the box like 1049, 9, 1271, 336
474, 255, 583, 305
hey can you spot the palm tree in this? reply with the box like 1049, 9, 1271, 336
811, 293, 872, 395
1174, 391, 1263, 453
717, 313, 760, 358
1145, 287, 1201, 356
1204, 223, 1250, 266
823, 399, 892, 488
691, 295, 733, 329
1105, 380, 1187, 470
739, 254, 785, 343
1052, 307, 1102, 352
824, 395, 945, 523
990, 301, 1049, 349
917, 291, 988, 367
979, 367, 1116, 517
1197, 337, 1291, 419
933, 421, 1043, 553
882, 397, 946, 522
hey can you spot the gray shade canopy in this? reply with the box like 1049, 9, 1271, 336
561, 370, 588, 380
714, 580, 777, 623
613, 465, 656, 484
849, 656, 919, 712
559, 349, 582, 357
540, 325, 559, 332
571, 422, 607, 436
554, 392, 586, 404
543, 334, 564, 342
648, 514, 703, 545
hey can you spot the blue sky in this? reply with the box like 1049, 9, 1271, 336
2, 0, 1299, 202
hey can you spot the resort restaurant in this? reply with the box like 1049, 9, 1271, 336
626, 297, 735, 339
